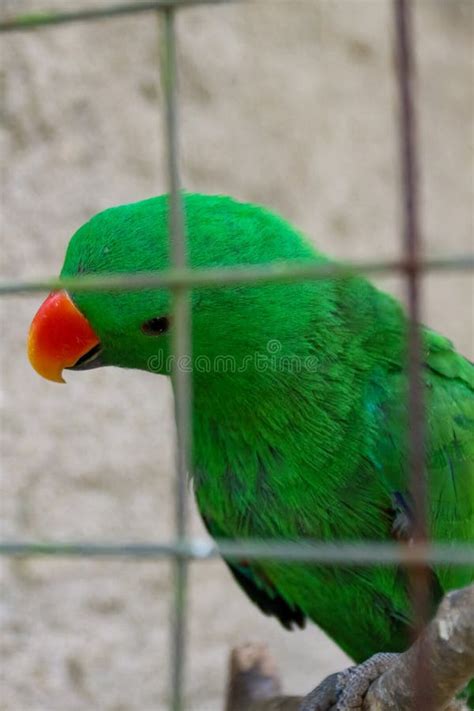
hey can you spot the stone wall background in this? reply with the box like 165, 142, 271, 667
1, 1, 472, 709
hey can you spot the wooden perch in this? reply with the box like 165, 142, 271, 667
224, 584, 473, 711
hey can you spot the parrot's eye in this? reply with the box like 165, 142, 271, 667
141, 316, 170, 336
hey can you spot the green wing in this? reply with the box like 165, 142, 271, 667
375, 327, 473, 584
424, 330, 474, 590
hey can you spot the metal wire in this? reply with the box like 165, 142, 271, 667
394, 1, 432, 708
0, 0, 237, 32
0, 539, 473, 566
1, 1, 473, 710
161, 7, 191, 710
0, 255, 473, 296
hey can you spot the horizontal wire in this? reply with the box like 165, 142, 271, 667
0, 0, 237, 32
1, 255, 473, 296
0, 539, 472, 566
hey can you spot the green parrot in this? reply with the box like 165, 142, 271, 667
28, 194, 473, 708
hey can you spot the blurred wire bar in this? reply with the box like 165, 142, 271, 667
1, 254, 473, 296
393, 0, 432, 709
161, 7, 191, 710
1, 539, 473, 566
0, 0, 236, 32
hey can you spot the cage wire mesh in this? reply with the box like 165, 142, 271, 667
0, 1, 473, 710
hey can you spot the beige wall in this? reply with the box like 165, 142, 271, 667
1, 1, 472, 709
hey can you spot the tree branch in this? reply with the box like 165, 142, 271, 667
364, 584, 473, 711
224, 584, 473, 711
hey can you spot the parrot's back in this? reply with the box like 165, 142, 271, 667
191, 240, 473, 665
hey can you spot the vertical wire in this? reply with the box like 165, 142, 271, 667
161, 7, 191, 711
393, 1, 431, 709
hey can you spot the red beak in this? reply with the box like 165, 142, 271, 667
28, 290, 100, 383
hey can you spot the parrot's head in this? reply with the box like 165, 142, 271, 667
28, 193, 319, 384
